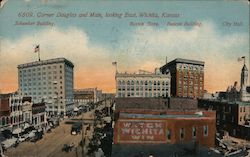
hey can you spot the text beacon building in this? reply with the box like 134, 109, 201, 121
116, 69, 171, 98
160, 58, 204, 98
17, 58, 74, 116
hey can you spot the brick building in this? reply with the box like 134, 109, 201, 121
115, 97, 198, 111
198, 99, 250, 139
0, 94, 11, 130
114, 109, 216, 148
160, 58, 204, 98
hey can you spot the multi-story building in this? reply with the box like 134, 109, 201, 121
18, 58, 74, 116
0, 94, 11, 130
198, 99, 250, 139
116, 69, 171, 98
32, 102, 46, 130
160, 58, 204, 98
74, 88, 102, 107
9, 92, 25, 130
0, 92, 33, 131
22, 97, 32, 124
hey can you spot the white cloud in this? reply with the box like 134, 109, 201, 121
0, 21, 248, 93
0, 27, 115, 92
115, 21, 248, 92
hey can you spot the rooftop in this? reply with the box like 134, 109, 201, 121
18, 57, 74, 69
161, 58, 204, 70
119, 113, 205, 119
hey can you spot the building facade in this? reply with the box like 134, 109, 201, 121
18, 58, 74, 116
22, 97, 32, 124
116, 69, 171, 98
114, 109, 216, 148
0, 92, 33, 131
74, 88, 103, 107
32, 102, 47, 130
0, 94, 11, 130
198, 99, 250, 139
160, 58, 204, 98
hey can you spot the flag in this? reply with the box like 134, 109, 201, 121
34, 45, 40, 53
112, 62, 117, 66
238, 56, 245, 62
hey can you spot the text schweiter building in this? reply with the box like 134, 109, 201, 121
17, 58, 74, 116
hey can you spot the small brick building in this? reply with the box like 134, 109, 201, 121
114, 109, 216, 148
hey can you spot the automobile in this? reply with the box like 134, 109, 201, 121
62, 143, 75, 152
28, 130, 36, 139
19, 134, 29, 142
30, 131, 43, 142
1, 138, 18, 150
71, 123, 82, 135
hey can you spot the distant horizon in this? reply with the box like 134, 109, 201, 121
0, 55, 248, 94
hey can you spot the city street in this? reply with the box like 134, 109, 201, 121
4, 101, 110, 157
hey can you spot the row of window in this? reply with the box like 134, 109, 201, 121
20, 65, 63, 73
118, 80, 169, 86
117, 92, 168, 97
21, 75, 63, 81
240, 106, 247, 113
0, 115, 24, 126
118, 87, 169, 91
167, 126, 208, 141
22, 86, 63, 91
20, 70, 63, 77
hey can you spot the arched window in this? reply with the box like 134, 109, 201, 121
7, 117, 10, 124
118, 80, 122, 85
127, 81, 130, 85
122, 80, 125, 85
149, 81, 152, 86
2, 117, 6, 126
145, 81, 148, 85
131, 80, 134, 85
136, 81, 139, 85
140, 81, 143, 85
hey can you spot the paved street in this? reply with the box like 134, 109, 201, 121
4, 101, 110, 157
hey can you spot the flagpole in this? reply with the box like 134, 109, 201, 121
115, 63, 118, 74
38, 50, 41, 61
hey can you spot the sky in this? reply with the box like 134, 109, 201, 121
0, 0, 249, 93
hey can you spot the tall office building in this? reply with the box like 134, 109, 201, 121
116, 69, 171, 98
18, 58, 74, 116
160, 58, 204, 98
